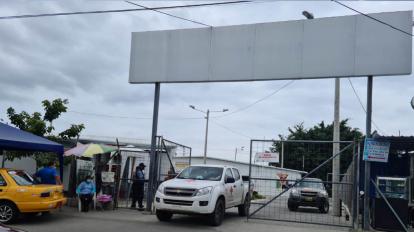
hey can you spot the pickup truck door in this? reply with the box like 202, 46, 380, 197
231, 168, 243, 205
224, 168, 235, 207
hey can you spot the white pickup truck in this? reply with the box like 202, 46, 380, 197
154, 165, 250, 226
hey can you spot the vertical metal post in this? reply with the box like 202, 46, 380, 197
333, 78, 341, 216
363, 75, 373, 230
281, 141, 284, 168
203, 110, 210, 164
1, 150, 4, 168
247, 139, 253, 221
352, 142, 360, 229
234, 148, 237, 161
189, 147, 192, 165
354, 141, 361, 229
302, 154, 305, 171
146, 82, 160, 212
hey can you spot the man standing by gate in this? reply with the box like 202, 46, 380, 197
131, 163, 146, 211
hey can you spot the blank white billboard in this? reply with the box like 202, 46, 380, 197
129, 11, 412, 84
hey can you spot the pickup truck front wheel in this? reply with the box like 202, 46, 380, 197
156, 210, 173, 222
208, 199, 225, 226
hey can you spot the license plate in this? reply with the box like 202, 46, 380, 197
304, 197, 313, 201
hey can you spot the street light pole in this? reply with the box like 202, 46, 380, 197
203, 110, 210, 164
189, 105, 228, 164
234, 146, 244, 161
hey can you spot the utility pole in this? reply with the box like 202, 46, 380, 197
281, 140, 284, 168
234, 146, 244, 161
203, 110, 210, 164
363, 76, 373, 230
332, 78, 341, 216
189, 105, 228, 164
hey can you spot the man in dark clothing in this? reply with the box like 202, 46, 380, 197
131, 163, 145, 210
35, 161, 62, 185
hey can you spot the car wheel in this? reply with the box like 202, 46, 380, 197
156, 210, 173, 222
287, 202, 298, 211
0, 202, 18, 224
209, 198, 225, 226
319, 201, 329, 214
238, 195, 250, 216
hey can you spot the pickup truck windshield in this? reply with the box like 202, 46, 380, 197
296, 180, 324, 189
177, 167, 223, 181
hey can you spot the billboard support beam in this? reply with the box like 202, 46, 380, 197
363, 75, 373, 230
146, 82, 161, 212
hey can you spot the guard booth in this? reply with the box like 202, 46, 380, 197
361, 136, 414, 231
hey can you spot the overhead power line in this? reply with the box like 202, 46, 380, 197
210, 120, 252, 139
347, 78, 386, 135
0, 1, 251, 20
214, 80, 295, 118
68, 110, 203, 120
125, 1, 212, 27
331, 0, 413, 37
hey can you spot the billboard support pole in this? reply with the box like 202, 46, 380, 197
363, 75, 373, 230
146, 82, 160, 212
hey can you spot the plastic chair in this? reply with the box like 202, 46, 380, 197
77, 193, 97, 212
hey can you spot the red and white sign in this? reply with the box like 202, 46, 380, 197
255, 152, 279, 163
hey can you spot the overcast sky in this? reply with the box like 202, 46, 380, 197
1, 1, 413, 162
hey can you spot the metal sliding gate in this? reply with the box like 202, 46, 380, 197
116, 136, 191, 209
247, 140, 359, 229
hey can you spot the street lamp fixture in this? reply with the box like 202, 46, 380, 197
411, 96, 414, 110
302, 11, 314, 20
189, 105, 229, 164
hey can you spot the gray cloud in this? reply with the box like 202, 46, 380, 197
0, 1, 413, 162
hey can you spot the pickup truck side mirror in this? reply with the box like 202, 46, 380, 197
225, 177, 235, 184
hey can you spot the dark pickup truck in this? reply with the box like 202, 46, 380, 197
287, 178, 329, 213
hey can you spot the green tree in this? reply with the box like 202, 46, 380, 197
272, 119, 363, 180
5, 98, 85, 167
42, 99, 68, 134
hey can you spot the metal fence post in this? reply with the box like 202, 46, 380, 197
247, 139, 253, 221
352, 141, 360, 229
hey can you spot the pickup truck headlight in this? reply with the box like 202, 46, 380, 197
290, 189, 300, 197
196, 187, 213, 196
318, 190, 328, 197
157, 184, 165, 194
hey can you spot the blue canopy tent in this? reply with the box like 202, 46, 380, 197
0, 122, 64, 179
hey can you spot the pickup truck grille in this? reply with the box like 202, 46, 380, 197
164, 199, 194, 206
164, 188, 196, 197
300, 191, 318, 197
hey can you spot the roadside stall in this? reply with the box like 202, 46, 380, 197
64, 143, 118, 210
0, 122, 64, 177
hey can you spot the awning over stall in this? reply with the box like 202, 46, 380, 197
0, 122, 64, 178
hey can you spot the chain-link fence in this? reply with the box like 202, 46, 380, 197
248, 140, 359, 228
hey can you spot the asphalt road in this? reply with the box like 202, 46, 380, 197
250, 196, 352, 227
10, 207, 350, 232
